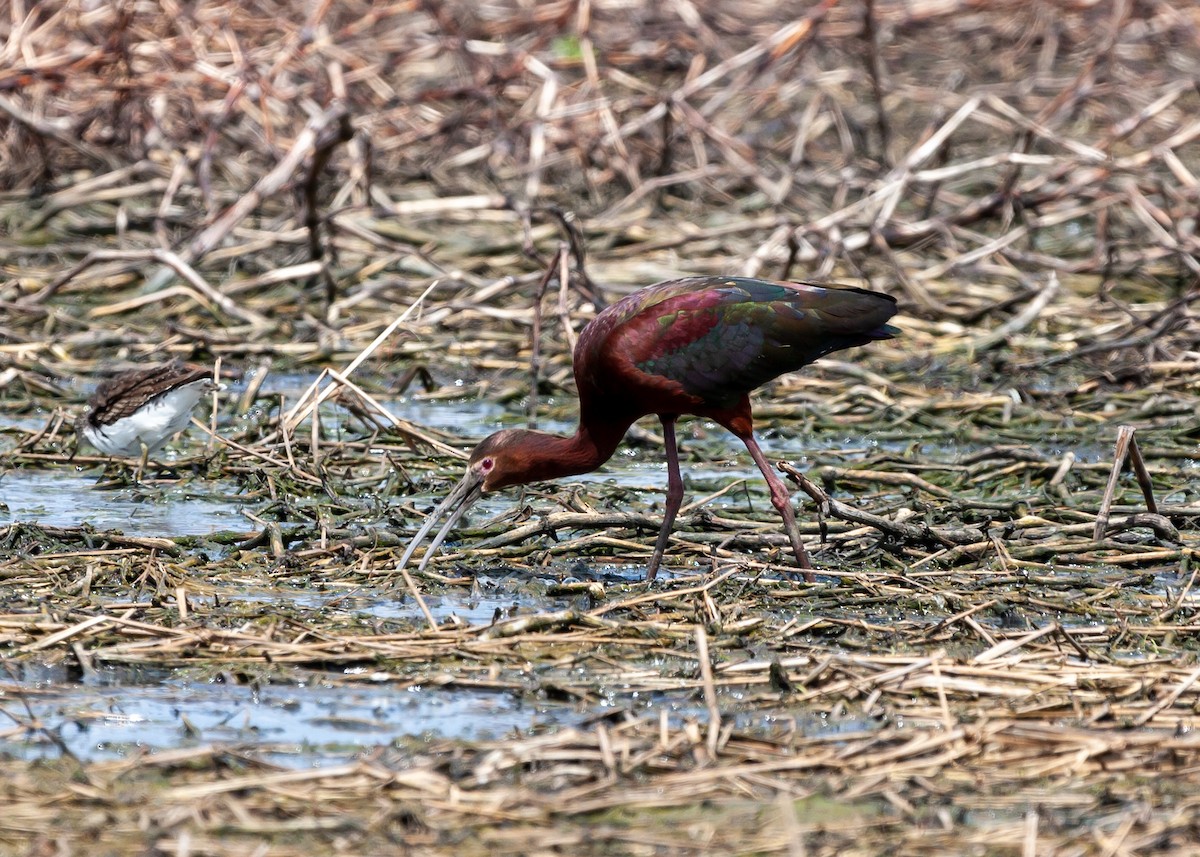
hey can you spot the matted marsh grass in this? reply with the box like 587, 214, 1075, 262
2, 0, 1200, 854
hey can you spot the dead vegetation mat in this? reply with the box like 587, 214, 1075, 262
2, 0, 1200, 854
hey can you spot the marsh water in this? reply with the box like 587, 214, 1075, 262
2, 373, 887, 765
2, 368, 1193, 771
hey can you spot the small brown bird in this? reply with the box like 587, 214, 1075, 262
76, 361, 217, 460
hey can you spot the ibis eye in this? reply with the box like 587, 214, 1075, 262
480, 457, 494, 472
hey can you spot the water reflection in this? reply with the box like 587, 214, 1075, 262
1, 664, 580, 766
0, 469, 246, 536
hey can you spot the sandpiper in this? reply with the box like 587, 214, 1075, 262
76, 361, 217, 460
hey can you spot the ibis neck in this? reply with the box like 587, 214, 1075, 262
507, 419, 631, 486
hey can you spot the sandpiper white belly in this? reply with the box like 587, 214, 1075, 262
76, 362, 217, 458
78, 380, 213, 456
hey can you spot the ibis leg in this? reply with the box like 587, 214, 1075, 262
740, 433, 815, 581
646, 415, 683, 582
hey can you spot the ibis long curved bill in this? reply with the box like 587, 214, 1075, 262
398, 467, 487, 572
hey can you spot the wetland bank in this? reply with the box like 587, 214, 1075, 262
2, 1, 1200, 854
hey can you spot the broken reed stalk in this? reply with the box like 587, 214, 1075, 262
778, 462, 983, 550
694, 624, 722, 760
299, 107, 355, 308
968, 272, 1061, 353
397, 564, 438, 632
278, 279, 452, 441
556, 241, 578, 355
861, 0, 892, 166
526, 246, 566, 430
1093, 425, 1161, 540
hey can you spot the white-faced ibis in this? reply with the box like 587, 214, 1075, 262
76, 361, 216, 458
400, 276, 898, 580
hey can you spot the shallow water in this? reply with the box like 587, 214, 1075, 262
2, 652, 878, 766
230, 584, 579, 625
2, 380, 1161, 768
2, 662, 584, 766
0, 469, 248, 536
2, 657, 883, 763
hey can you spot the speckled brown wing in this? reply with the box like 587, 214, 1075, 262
84, 361, 213, 428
